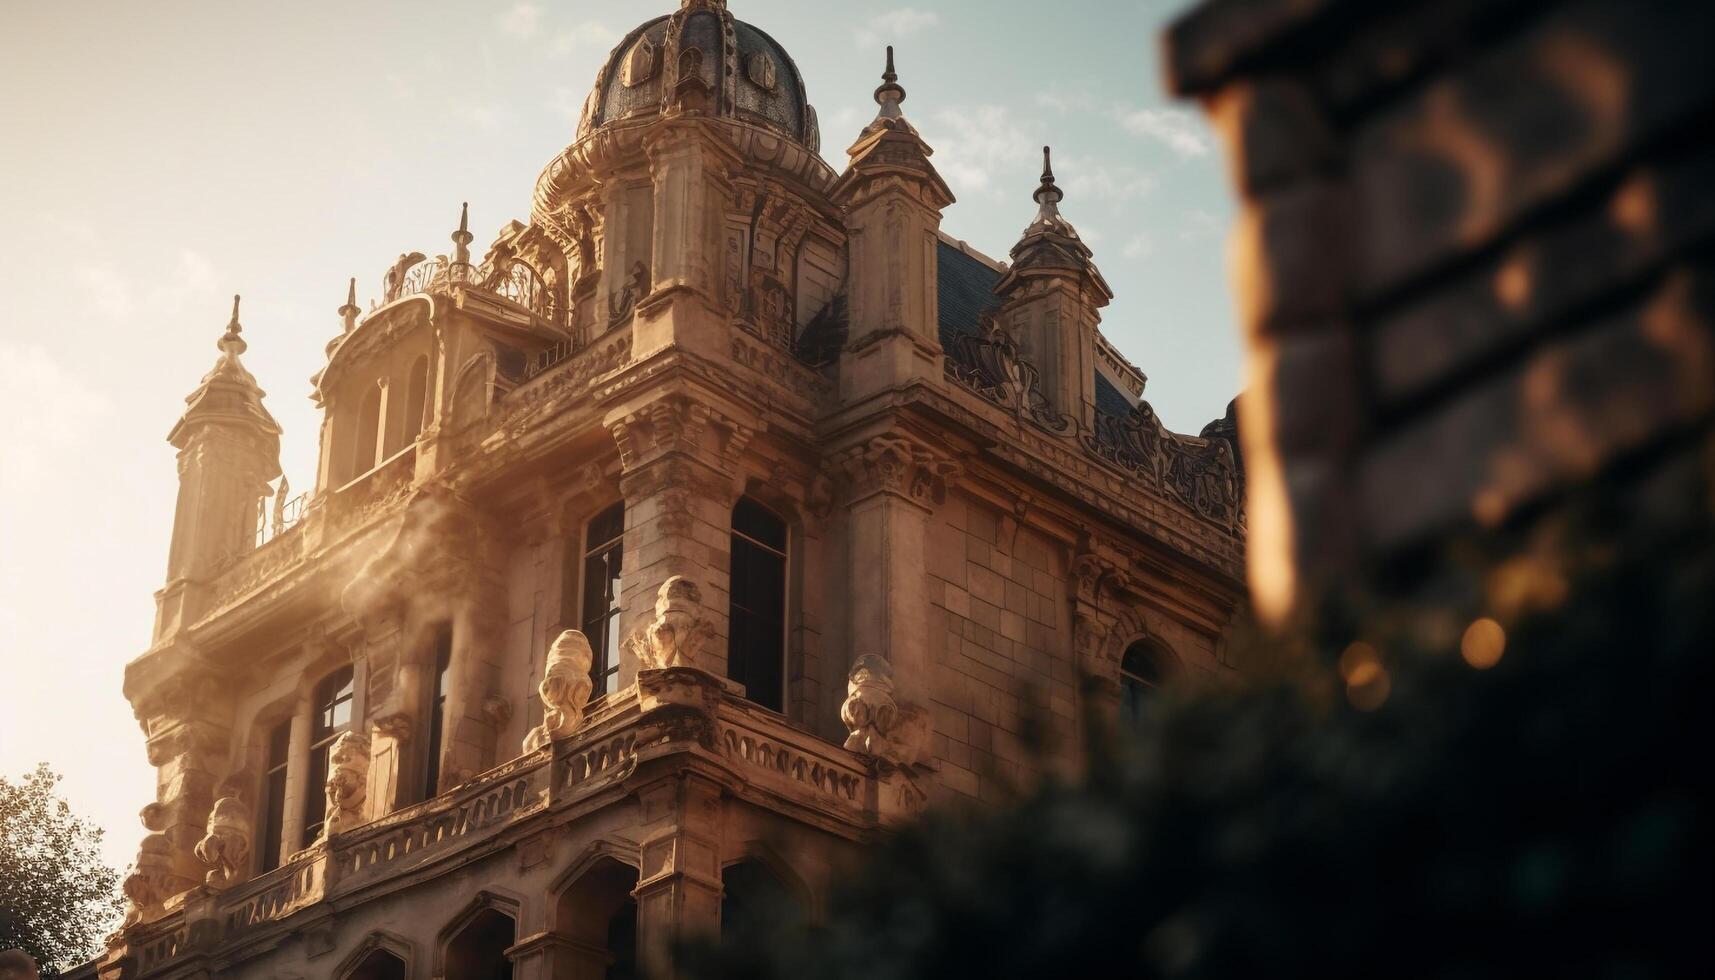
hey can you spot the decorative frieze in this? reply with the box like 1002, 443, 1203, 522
831, 433, 961, 507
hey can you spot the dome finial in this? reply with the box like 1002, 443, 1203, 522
338, 277, 360, 334
219, 294, 247, 356
451, 201, 473, 267
873, 45, 906, 115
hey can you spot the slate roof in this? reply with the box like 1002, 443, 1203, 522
936, 239, 1003, 349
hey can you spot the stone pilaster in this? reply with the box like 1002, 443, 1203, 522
605, 387, 755, 685
632, 772, 724, 980
830, 432, 960, 709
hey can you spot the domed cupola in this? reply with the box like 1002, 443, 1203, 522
576, 0, 819, 153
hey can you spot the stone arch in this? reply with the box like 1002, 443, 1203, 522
437, 889, 523, 980
335, 930, 413, 980
1100, 606, 1186, 682
722, 843, 816, 933
549, 841, 642, 979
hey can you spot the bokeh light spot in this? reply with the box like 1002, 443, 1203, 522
1462, 617, 1507, 669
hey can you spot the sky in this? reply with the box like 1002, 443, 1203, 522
0, 0, 1234, 874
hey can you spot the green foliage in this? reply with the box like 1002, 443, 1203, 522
684, 489, 1714, 978
0, 764, 123, 975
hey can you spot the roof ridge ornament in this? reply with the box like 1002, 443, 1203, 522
338, 277, 360, 334
451, 201, 473, 268
219, 294, 246, 356
1032, 145, 1066, 224
874, 45, 906, 117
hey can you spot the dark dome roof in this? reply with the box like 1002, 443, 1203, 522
577, 2, 819, 152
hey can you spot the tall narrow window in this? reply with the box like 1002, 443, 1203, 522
728, 498, 786, 712
302, 666, 354, 846
403, 355, 429, 444
259, 719, 290, 872
580, 504, 625, 695
423, 626, 453, 799
352, 384, 383, 479
1120, 642, 1170, 726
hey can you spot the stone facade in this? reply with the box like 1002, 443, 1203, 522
1167, 0, 1715, 622
93, 3, 1245, 977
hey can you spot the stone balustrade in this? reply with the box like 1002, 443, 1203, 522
113, 668, 887, 976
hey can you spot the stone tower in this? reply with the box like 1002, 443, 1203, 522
96, 3, 1245, 977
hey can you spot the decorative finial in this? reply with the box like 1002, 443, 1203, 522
338, 277, 360, 334
451, 201, 473, 267
219, 294, 247, 355
873, 45, 906, 116
1034, 146, 1063, 206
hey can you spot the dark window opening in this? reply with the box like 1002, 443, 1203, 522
581, 503, 625, 696
721, 861, 804, 942
727, 498, 787, 712
301, 666, 354, 846
1120, 642, 1170, 726
423, 625, 453, 800
553, 857, 639, 979
345, 949, 406, 980
259, 719, 290, 872
445, 908, 515, 980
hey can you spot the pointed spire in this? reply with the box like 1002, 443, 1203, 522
872, 45, 907, 123
1032, 145, 1066, 224
451, 201, 473, 267
338, 277, 360, 334
219, 294, 247, 355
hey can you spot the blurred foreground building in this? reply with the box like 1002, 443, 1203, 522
93, 2, 1245, 977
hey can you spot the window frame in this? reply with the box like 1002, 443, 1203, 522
727, 497, 789, 713
301, 666, 355, 846
258, 718, 291, 873
580, 503, 626, 696
423, 626, 453, 800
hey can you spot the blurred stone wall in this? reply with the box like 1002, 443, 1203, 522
1167, 0, 1715, 621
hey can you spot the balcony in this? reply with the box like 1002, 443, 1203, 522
115, 668, 902, 975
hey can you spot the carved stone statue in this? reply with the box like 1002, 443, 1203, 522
120, 832, 174, 929
194, 796, 253, 889
320, 731, 370, 839
629, 576, 715, 670
523, 629, 595, 752
839, 655, 931, 768
840, 654, 900, 754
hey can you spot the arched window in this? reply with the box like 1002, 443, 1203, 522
721, 861, 804, 941
727, 498, 787, 712
445, 907, 516, 980
403, 354, 429, 444
343, 949, 406, 980
423, 626, 453, 800
352, 384, 383, 479
258, 719, 290, 872
553, 857, 639, 979
302, 666, 354, 846
581, 504, 626, 695
1119, 641, 1172, 725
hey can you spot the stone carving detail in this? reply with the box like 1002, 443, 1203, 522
628, 576, 716, 670
839, 655, 930, 768
622, 35, 658, 87
943, 319, 1245, 530
746, 51, 778, 91
609, 260, 650, 326
949, 316, 1073, 435
834, 435, 961, 506
523, 629, 596, 752
194, 796, 252, 889
320, 731, 371, 840
120, 829, 175, 929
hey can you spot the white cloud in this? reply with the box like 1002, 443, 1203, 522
856, 9, 940, 51
1058, 156, 1159, 204
499, 3, 543, 39
0, 343, 113, 494
1180, 208, 1224, 240
75, 265, 133, 319
552, 21, 618, 54
1114, 106, 1212, 159
1122, 233, 1156, 260
922, 104, 1033, 199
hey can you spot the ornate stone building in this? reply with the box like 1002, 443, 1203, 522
95, 2, 1244, 977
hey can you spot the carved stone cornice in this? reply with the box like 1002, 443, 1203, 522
829, 433, 961, 508
1070, 551, 1131, 606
